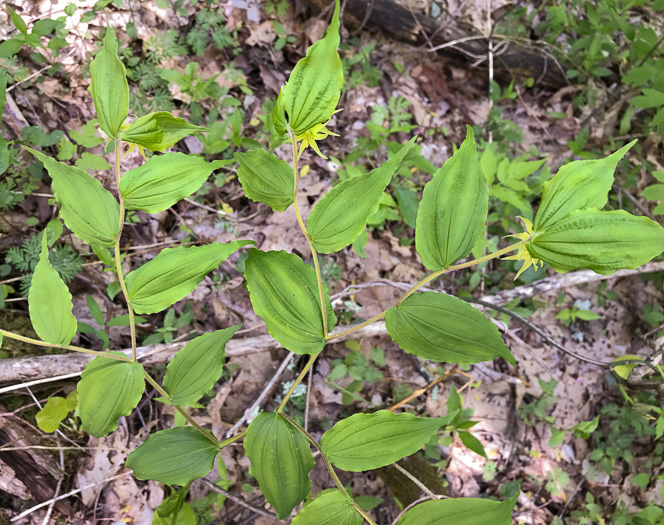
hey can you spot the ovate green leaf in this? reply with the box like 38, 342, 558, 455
416, 127, 488, 270
78, 352, 144, 437
307, 139, 416, 253
25, 147, 120, 247
126, 427, 219, 485
534, 141, 636, 230
528, 209, 664, 274
120, 153, 232, 214
125, 241, 254, 314
244, 249, 336, 354
293, 491, 362, 525
276, 0, 343, 136
234, 150, 294, 212
244, 412, 315, 519
398, 492, 519, 525
321, 410, 457, 471
121, 112, 208, 151
36, 396, 70, 433
28, 234, 77, 345
163, 326, 240, 406
89, 27, 129, 138
385, 292, 515, 365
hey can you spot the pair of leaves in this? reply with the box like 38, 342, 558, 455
244, 249, 336, 354
273, 0, 343, 136
385, 292, 515, 365
119, 152, 232, 214
25, 148, 120, 247
36, 390, 78, 433
398, 491, 519, 524
523, 140, 664, 274
125, 241, 254, 314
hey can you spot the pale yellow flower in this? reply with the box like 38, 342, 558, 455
286, 119, 339, 159
503, 217, 542, 280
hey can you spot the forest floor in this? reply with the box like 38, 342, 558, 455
1, 0, 663, 524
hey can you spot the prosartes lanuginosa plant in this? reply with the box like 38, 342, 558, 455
2, 1, 663, 523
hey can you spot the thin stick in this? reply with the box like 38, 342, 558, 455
0, 371, 83, 395
10, 471, 131, 522
392, 463, 440, 500
225, 352, 294, 438
197, 478, 280, 520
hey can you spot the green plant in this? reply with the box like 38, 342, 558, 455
2, 1, 664, 523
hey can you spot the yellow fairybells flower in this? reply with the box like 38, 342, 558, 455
286, 119, 339, 159
503, 216, 542, 280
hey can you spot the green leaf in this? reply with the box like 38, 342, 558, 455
633, 89, 664, 109
0, 38, 23, 58
125, 241, 254, 314
275, 0, 343, 136
7, 7, 28, 35
120, 153, 231, 214
612, 354, 644, 380
416, 127, 488, 270
293, 491, 362, 525
385, 292, 515, 365
86, 294, 104, 325
244, 249, 336, 354
24, 147, 120, 247
398, 492, 518, 525
163, 326, 240, 406
528, 209, 664, 274
75, 152, 111, 173
321, 410, 458, 471
459, 431, 487, 457
307, 139, 416, 253
244, 412, 314, 519
89, 27, 129, 138
152, 503, 196, 525
36, 396, 70, 433
28, 234, 77, 345
642, 184, 664, 202
126, 427, 219, 485
121, 112, 208, 152
631, 473, 650, 489
234, 150, 294, 212
78, 351, 144, 437
533, 141, 636, 231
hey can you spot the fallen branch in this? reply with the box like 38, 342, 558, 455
0, 262, 662, 385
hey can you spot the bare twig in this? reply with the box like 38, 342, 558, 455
392, 463, 442, 501
10, 471, 131, 522
198, 478, 281, 521
225, 352, 294, 438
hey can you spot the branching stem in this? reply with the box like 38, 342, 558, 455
0, 328, 131, 361
142, 372, 221, 448
326, 238, 530, 342
280, 412, 377, 525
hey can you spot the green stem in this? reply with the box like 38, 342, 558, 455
277, 353, 318, 413
113, 138, 137, 362
143, 372, 222, 448
326, 238, 529, 342
171, 480, 193, 525
289, 130, 328, 337
0, 328, 132, 362
219, 430, 246, 448
280, 413, 377, 525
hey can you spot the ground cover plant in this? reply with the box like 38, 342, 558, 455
1, 0, 664, 523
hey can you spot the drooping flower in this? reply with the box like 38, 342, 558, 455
503, 216, 542, 280
286, 119, 339, 159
